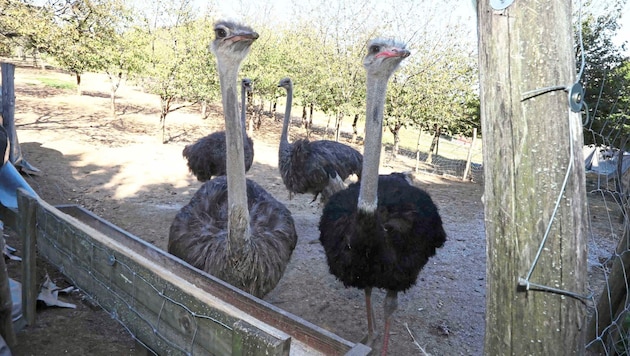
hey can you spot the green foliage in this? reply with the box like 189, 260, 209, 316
576, 0, 630, 147
385, 33, 478, 155
4, 0, 482, 142
43, 0, 131, 78
0, 0, 58, 58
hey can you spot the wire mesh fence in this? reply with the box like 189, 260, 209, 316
380, 132, 484, 184
583, 133, 630, 354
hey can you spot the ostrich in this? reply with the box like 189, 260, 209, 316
182, 78, 254, 181
277, 77, 363, 203
169, 21, 297, 298
318, 39, 446, 355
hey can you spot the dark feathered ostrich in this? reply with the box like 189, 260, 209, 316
318, 39, 446, 355
182, 77, 254, 181
169, 21, 297, 298
277, 77, 363, 203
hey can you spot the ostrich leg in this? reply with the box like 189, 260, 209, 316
361, 287, 378, 345
381, 290, 399, 356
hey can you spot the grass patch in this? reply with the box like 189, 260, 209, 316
37, 77, 75, 90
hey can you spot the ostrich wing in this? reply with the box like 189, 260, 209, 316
309, 140, 362, 181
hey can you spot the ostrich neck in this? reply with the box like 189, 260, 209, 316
218, 59, 250, 248
358, 75, 389, 213
280, 86, 293, 145
241, 84, 247, 135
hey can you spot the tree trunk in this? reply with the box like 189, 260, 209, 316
159, 96, 171, 144
462, 128, 478, 181
75, 72, 82, 96
415, 128, 423, 172
256, 98, 263, 130
108, 72, 122, 120
351, 114, 359, 143
391, 123, 402, 159
309, 103, 314, 127
478, 1, 588, 355
425, 125, 441, 164
325, 115, 332, 138
335, 112, 342, 142
302, 105, 309, 135
201, 100, 208, 119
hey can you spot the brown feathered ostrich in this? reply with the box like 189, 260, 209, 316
277, 77, 363, 203
168, 21, 297, 298
318, 39, 446, 355
182, 78, 254, 181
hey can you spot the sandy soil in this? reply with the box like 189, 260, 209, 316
4, 65, 486, 355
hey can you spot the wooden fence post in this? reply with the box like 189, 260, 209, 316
478, 1, 588, 354
17, 188, 37, 326
1, 63, 16, 163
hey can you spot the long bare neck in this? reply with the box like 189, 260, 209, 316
357, 74, 390, 213
218, 58, 250, 247
280, 85, 293, 145
240, 84, 247, 136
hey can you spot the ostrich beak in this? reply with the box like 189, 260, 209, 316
226, 32, 259, 44
376, 47, 410, 59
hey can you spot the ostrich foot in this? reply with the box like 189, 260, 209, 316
359, 331, 380, 347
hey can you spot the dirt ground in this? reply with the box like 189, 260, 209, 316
4, 65, 486, 355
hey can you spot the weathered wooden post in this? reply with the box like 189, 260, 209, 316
1, 63, 16, 163
478, 1, 588, 354
17, 189, 37, 326
2, 62, 39, 174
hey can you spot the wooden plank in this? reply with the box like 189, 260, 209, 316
232, 320, 290, 356
57, 204, 366, 355
16, 189, 37, 326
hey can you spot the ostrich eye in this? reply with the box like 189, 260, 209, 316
369, 45, 380, 54
215, 28, 227, 38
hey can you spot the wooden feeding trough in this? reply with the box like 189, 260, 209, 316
10, 189, 370, 355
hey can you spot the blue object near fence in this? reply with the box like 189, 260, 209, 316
0, 162, 37, 210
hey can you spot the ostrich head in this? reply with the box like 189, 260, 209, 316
211, 21, 259, 66
278, 77, 292, 90
242, 78, 253, 93
363, 38, 410, 79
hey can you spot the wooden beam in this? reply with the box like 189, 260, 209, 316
16, 189, 36, 326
